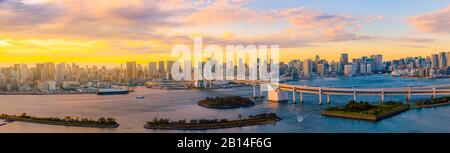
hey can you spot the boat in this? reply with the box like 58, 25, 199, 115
97, 89, 129, 95
136, 96, 145, 99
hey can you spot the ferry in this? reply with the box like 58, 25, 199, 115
97, 89, 129, 95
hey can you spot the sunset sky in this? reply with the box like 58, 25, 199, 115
0, 0, 449, 67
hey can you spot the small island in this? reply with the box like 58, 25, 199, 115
198, 96, 255, 109
0, 113, 119, 128
414, 96, 450, 108
322, 100, 409, 121
144, 113, 281, 130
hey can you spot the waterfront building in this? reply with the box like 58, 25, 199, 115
439, 52, 447, 68
340, 53, 349, 65
431, 54, 439, 68
126, 61, 137, 79
344, 64, 352, 77
148, 62, 158, 74
56, 63, 65, 85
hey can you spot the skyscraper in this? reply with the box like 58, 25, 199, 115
56, 63, 65, 85
447, 52, 450, 67
340, 53, 349, 65
317, 64, 325, 76
303, 59, 311, 76
126, 61, 137, 79
431, 54, 439, 68
148, 62, 157, 74
371, 54, 383, 71
20, 64, 28, 83
158, 61, 165, 73
438, 52, 447, 68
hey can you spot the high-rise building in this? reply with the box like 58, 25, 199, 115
303, 59, 311, 76
166, 61, 175, 80
158, 61, 165, 73
56, 63, 65, 85
148, 62, 157, 74
344, 64, 352, 76
431, 54, 439, 68
371, 54, 383, 71
340, 53, 349, 65
438, 52, 447, 68
39, 63, 55, 81
126, 61, 137, 79
447, 52, 450, 67
20, 64, 28, 83
317, 64, 325, 76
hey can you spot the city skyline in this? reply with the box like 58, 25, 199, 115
0, 0, 449, 65
1, 51, 448, 68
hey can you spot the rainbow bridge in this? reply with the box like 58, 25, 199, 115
244, 81, 450, 104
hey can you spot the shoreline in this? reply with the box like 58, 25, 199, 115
144, 118, 280, 130
0, 115, 119, 128
197, 102, 255, 109
144, 113, 281, 130
321, 107, 409, 121
321, 102, 410, 121
414, 102, 450, 109
0, 92, 96, 95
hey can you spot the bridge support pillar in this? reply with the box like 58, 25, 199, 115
327, 95, 331, 104
252, 83, 256, 98
353, 90, 357, 101
259, 84, 263, 98
300, 92, 304, 103
432, 88, 436, 100
319, 88, 323, 105
406, 88, 411, 105
292, 88, 296, 103
381, 90, 385, 104
267, 84, 288, 102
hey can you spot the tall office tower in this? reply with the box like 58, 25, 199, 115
65, 64, 73, 81
20, 64, 28, 83
340, 53, 349, 65
166, 61, 175, 80
148, 62, 157, 74
438, 52, 447, 68
158, 61, 165, 73
317, 64, 325, 76
431, 54, 439, 68
360, 63, 367, 74
39, 63, 54, 81
302, 59, 311, 76
315, 55, 320, 62
425, 56, 431, 66
371, 54, 383, 71
47, 62, 55, 80
56, 63, 65, 85
126, 61, 137, 79
344, 64, 352, 76
35, 63, 44, 81
447, 52, 450, 67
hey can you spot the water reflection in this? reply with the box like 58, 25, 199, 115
0, 75, 449, 133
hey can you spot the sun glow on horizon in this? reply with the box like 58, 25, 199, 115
0, 0, 449, 66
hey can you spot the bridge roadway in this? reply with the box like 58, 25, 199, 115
236, 80, 450, 104
150, 80, 450, 104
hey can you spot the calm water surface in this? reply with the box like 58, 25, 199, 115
0, 75, 449, 133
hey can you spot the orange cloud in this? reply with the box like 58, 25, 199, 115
409, 5, 450, 35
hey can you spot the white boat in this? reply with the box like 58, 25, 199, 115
136, 96, 145, 99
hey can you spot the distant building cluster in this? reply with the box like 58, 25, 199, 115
1, 52, 449, 92
0, 61, 176, 92
281, 52, 450, 80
